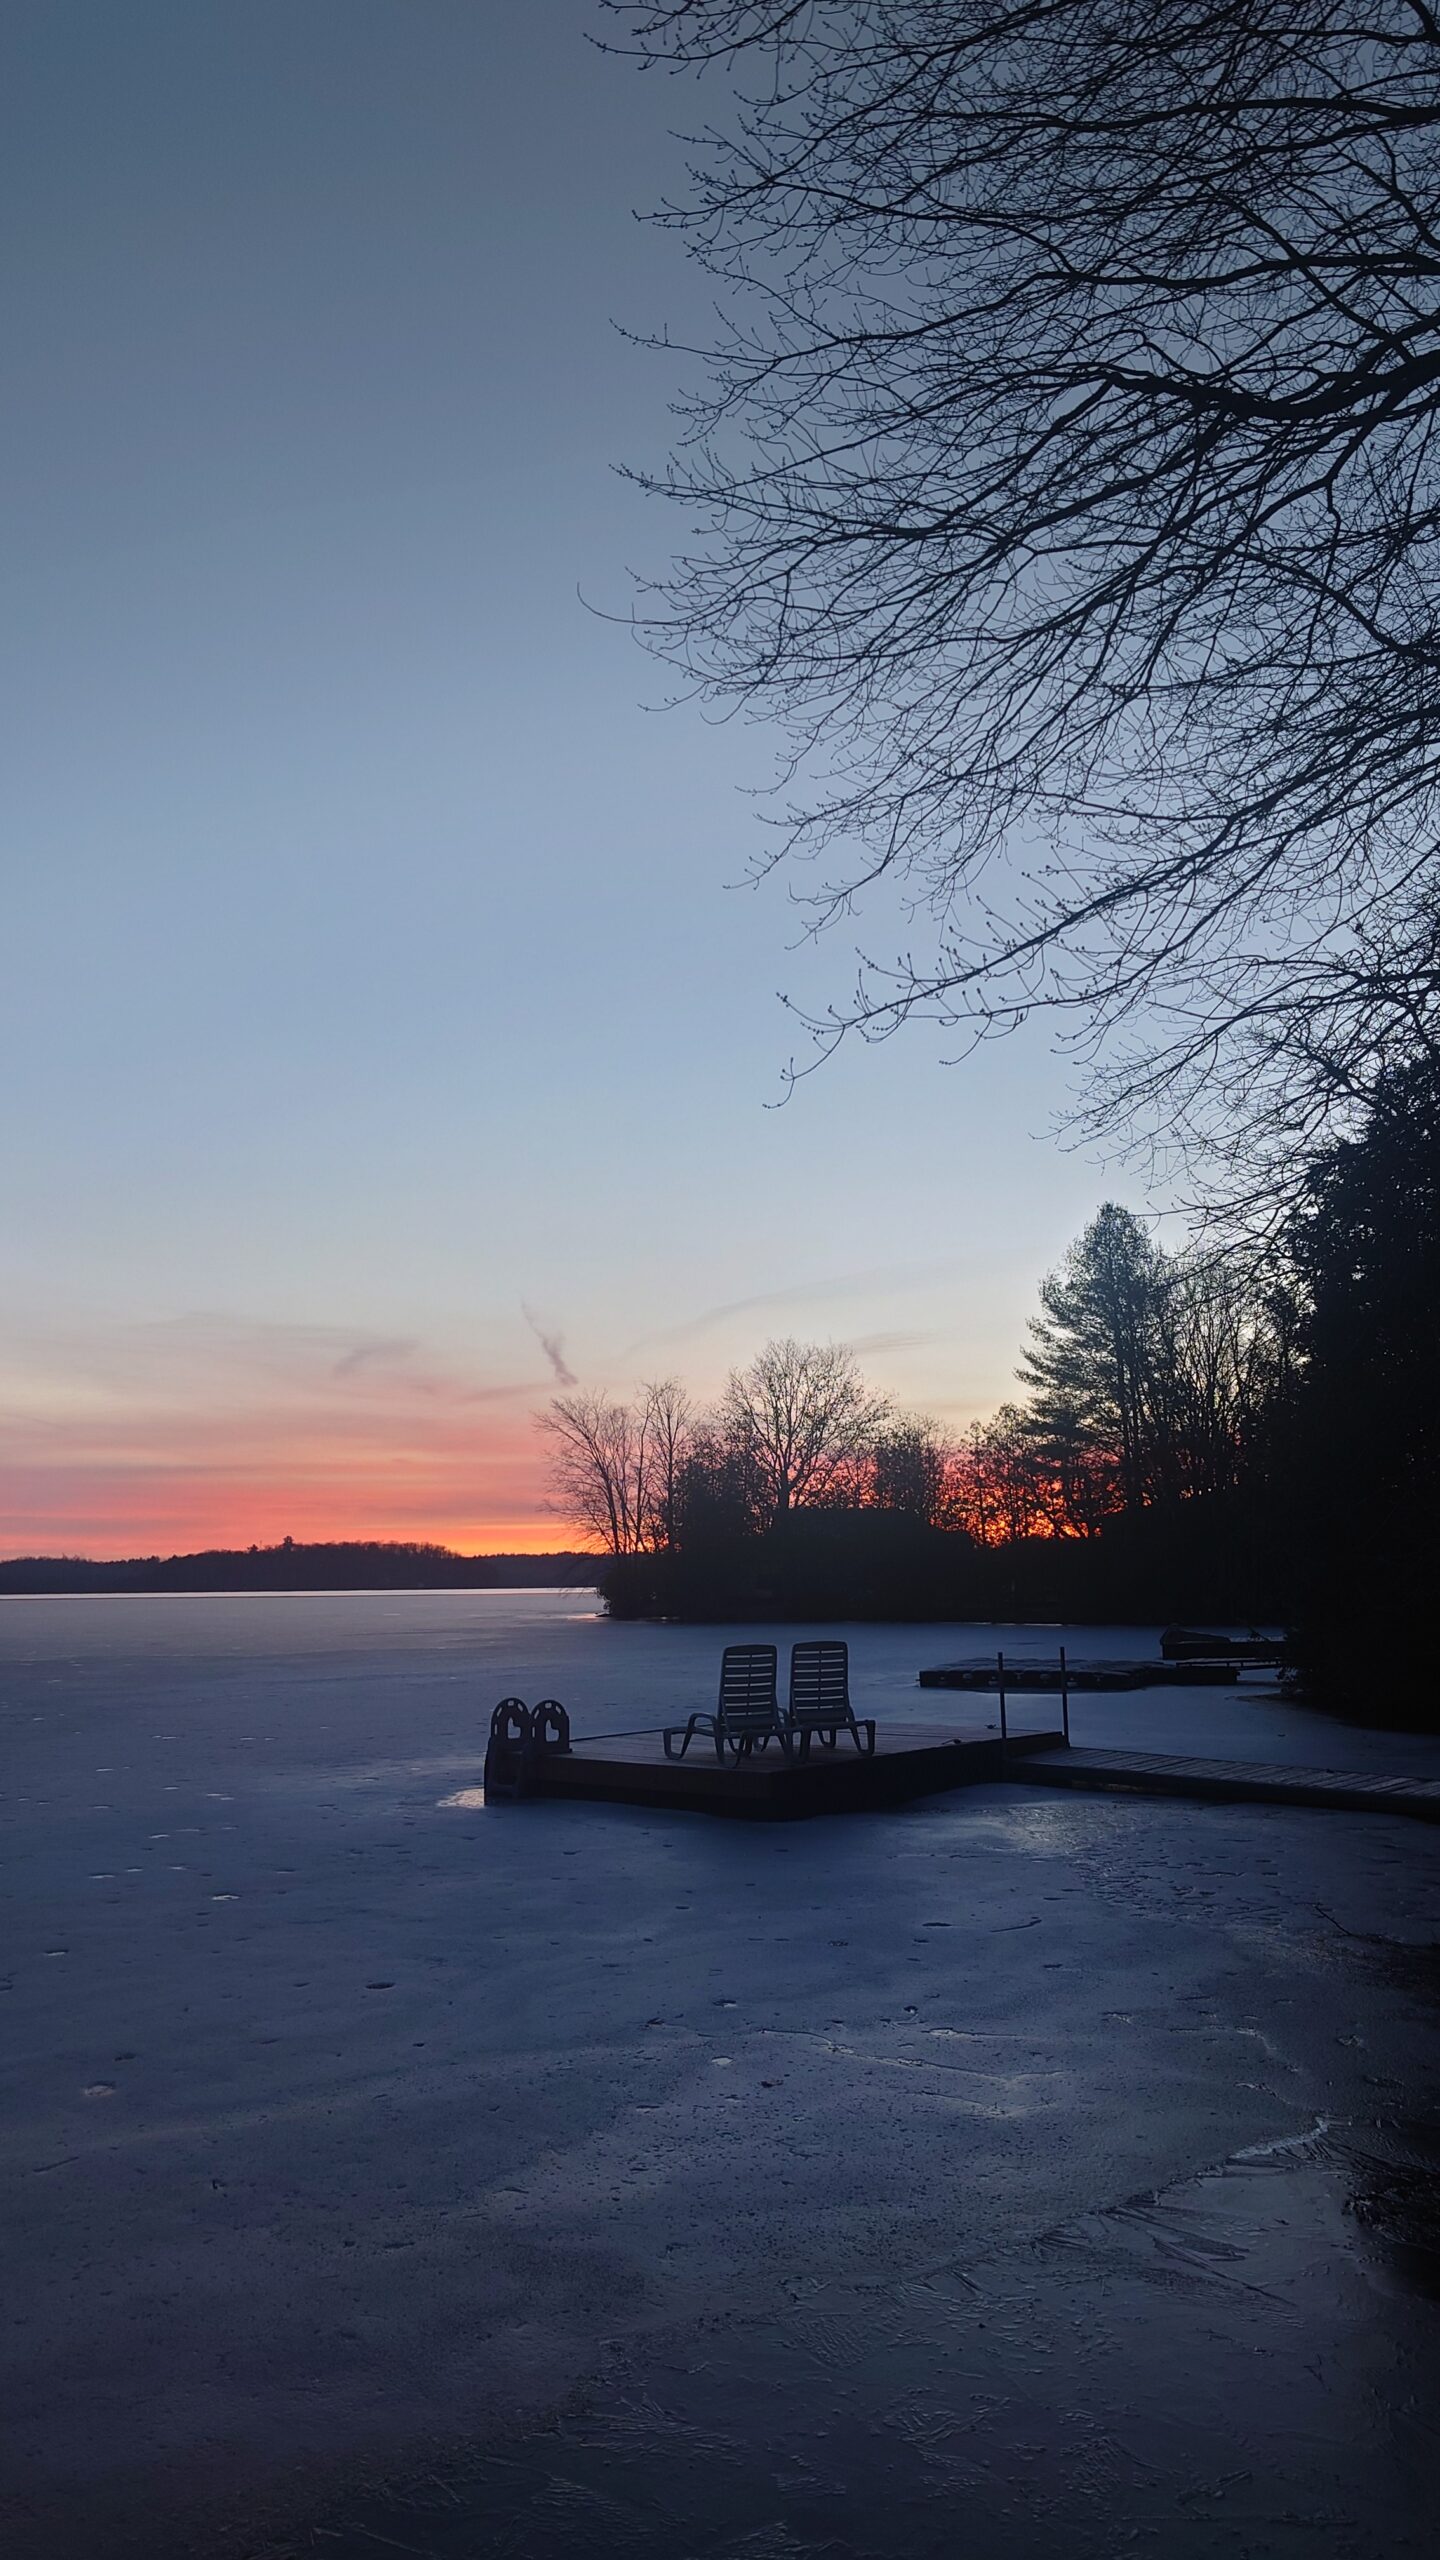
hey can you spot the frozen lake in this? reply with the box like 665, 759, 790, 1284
3, 1591, 1439, 2557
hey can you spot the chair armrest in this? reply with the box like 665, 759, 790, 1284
663, 1713, 717, 1761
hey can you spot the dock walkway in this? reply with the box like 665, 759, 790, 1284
919, 1659, 1242, 1691
485, 1715, 1440, 1825
1006, 1745, 1440, 1823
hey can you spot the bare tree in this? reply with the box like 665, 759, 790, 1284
719, 1337, 889, 1525
541, 1379, 693, 1553
637, 1375, 693, 1549
539, 1392, 644, 1554
1153, 1254, 1295, 1506
610, 2, 1440, 1198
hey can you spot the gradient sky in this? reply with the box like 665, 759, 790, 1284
2, 2, 1123, 1558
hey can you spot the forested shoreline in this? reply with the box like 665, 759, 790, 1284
0, 1542, 596, 1595
551, 1062, 1440, 1722
546, 5, 1440, 1729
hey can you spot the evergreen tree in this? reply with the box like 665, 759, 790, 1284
1018, 1205, 1161, 1519
1289, 1060, 1440, 1710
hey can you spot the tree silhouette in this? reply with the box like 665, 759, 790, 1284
539, 1379, 694, 1553
1020, 1207, 1161, 1520
719, 1337, 889, 1525
1290, 1055, 1440, 1701
612, 2, 1440, 1191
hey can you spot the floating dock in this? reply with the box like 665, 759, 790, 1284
1006, 1745, 1440, 1823
511, 1721, 1064, 1819
484, 1713, 1440, 1825
918, 1658, 1243, 1691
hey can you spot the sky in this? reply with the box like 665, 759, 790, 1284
2, 2, 1121, 1558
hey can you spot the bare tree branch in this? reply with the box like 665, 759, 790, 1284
718, 1335, 889, 1521
608, 1, 1440, 1193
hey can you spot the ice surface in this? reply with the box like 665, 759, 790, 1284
2, 1594, 1437, 2556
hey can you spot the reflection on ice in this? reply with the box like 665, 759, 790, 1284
279, 2114, 1440, 2560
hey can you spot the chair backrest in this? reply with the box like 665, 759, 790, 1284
716, 1643, 779, 1735
788, 1640, 852, 1723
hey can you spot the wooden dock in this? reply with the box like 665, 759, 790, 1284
1005, 1745, 1440, 1822
918, 1658, 1242, 1691
486, 1715, 1440, 1826
513, 1721, 1065, 1820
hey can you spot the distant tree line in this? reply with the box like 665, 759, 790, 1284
0, 1541, 598, 1595
545, 1244, 1294, 1631
546, 1062, 1440, 1720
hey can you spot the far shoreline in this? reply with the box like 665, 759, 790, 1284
0, 1541, 599, 1597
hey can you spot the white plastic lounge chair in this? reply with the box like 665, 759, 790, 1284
664, 1643, 791, 1760
786, 1640, 875, 1755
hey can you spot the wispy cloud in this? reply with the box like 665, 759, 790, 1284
331, 1335, 416, 1378
521, 1303, 577, 1389
623, 1260, 966, 1356
846, 1330, 935, 1358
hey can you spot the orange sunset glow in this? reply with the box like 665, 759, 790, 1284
0, 1315, 574, 1560
0, 1464, 569, 1563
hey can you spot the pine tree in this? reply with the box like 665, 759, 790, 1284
1018, 1205, 1163, 1520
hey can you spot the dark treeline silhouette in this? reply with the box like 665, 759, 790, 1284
586, 7, 1440, 1720
0, 1541, 597, 1595
1287, 1058, 1440, 1713
550, 1077, 1440, 1721
576, 1246, 1293, 1635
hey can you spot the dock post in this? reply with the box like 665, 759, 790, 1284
1059, 1645, 1070, 1745
997, 1649, 1008, 1748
